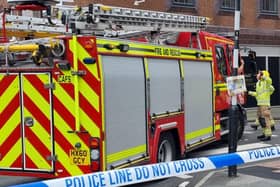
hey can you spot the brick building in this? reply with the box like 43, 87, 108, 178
1, 0, 280, 106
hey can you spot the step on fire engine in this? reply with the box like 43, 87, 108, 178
0, 0, 247, 178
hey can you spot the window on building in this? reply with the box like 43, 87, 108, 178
220, 0, 235, 10
260, 0, 278, 14
172, 0, 195, 7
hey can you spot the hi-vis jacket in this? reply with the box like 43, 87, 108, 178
249, 75, 274, 106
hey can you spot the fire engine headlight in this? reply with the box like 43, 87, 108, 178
90, 149, 100, 160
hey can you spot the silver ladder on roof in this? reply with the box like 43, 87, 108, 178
0, 3, 209, 37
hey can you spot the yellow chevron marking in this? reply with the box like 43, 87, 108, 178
23, 75, 50, 118
0, 108, 20, 146
80, 78, 100, 112
25, 139, 51, 170
0, 75, 18, 113
185, 126, 214, 140
53, 80, 75, 114
0, 139, 21, 167
79, 109, 100, 137
107, 144, 146, 164
69, 37, 100, 113
53, 109, 90, 145
24, 108, 51, 151
53, 79, 100, 137
69, 38, 99, 81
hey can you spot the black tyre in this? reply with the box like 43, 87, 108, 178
157, 132, 176, 163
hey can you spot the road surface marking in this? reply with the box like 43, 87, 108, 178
176, 175, 193, 179
194, 171, 215, 187
178, 181, 190, 187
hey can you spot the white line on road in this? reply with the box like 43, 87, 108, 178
176, 175, 193, 179
178, 181, 190, 187
194, 171, 215, 187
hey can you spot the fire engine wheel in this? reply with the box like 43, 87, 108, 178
157, 133, 176, 163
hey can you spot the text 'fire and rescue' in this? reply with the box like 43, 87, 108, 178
154, 48, 181, 57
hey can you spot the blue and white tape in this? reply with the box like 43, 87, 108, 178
9, 146, 280, 187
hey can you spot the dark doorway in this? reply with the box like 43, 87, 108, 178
243, 56, 266, 108
268, 57, 280, 106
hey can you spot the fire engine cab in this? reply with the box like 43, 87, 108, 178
0, 1, 247, 178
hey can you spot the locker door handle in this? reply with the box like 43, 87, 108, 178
24, 117, 34, 127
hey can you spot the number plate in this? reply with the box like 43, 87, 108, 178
69, 149, 90, 165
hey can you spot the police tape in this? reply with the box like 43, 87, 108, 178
9, 146, 280, 187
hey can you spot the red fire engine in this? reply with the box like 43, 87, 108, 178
0, 1, 247, 178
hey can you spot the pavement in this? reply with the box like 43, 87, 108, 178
197, 106, 280, 187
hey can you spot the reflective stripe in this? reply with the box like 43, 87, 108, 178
185, 126, 213, 140
214, 83, 227, 91
179, 60, 184, 78
144, 58, 149, 79
215, 123, 221, 131
107, 144, 146, 164
97, 39, 212, 61
69, 36, 81, 131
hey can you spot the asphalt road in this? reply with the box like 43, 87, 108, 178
1, 120, 279, 187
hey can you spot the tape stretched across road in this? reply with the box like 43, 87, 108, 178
9, 146, 280, 187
